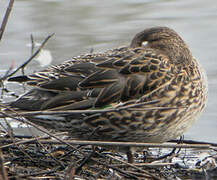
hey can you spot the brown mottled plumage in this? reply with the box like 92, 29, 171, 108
7, 27, 208, 162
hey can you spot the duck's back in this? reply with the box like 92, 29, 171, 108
9, 46, 173, 111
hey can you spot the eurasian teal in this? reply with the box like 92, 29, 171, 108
7, 27, 208, 162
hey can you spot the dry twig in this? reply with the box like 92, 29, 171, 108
1, 138, 216, 150
0, 0, 14, 42
0, 111, 81, 154
0, 101, 182, 118
0, 150, 8, 180
4, 33, 54, 79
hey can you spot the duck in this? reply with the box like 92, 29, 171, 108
7, 27, 208, 162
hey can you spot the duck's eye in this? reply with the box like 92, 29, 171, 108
142, 41, 148, 47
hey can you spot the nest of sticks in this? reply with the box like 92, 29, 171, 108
0, 122, 217, 180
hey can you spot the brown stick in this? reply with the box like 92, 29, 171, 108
0, 101, 181, 118
0, 150, 8, 180
4, 33, 54, 79
99, 153, 161, 180
30, 34, 35, 56
0, 111, 82, 154
0, 62, 14, 81
0, 138, 216, 150
0, 132, 67, 149
0, 0, 14, 42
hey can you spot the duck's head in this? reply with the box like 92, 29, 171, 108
130, 27, 192, 64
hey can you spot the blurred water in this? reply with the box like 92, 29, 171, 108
0, 0, 217, 142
